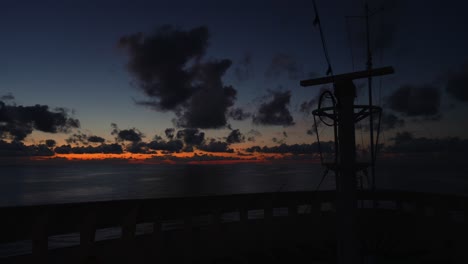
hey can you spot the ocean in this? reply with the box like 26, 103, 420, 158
0, 163, 329, 207
1, 161, 467, 208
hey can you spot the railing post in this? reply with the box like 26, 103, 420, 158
80, 209, 97, 261
211, 208, 223, 258
183, 209, 193, 264
152, 215, 163, 261
264, 203, 273, 252
240, 205, 249, 253
122, 204, 138, 260
32, 211, 48, 262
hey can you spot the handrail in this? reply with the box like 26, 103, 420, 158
0, 190, 466, 260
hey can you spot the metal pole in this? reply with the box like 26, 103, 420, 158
365, 2, 376, 192
334, 81, 359, 264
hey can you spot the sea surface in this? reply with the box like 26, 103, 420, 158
0, 161, 467, 207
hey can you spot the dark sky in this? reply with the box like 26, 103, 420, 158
1, 0, 468, 161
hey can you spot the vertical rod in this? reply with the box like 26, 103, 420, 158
335, 81, 359, 264
365, 2, 376, 192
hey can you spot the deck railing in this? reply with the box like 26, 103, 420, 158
0, 190, 466, 261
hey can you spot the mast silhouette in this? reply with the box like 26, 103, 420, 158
303, 2, 394, 263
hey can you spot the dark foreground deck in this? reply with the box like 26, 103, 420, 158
0, 190, 467, 263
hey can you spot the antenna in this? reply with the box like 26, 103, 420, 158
302, 2, 394, 263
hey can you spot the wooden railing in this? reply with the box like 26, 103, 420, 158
0, 190, 466, 261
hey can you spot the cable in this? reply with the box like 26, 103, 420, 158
312, 0, 335, 77
317, 90, 337, 127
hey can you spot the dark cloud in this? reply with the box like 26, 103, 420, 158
119, 25, 237, 129
198, 140, 233, 153
0, 101, 80, 141
45, 139, 56, 148
253, 90, 295, 126
164, 128, 175, 140
380, 112, 405, 130
272, 137, 285, 144
299, 99, 317, 116
446, 65, 468, 102
246, 142, 334, 155
119, 25, 207, 110
176, 128, 205, 146
246, 129, 262, 142
66, 133, 106, 145
226, 129, 244, 144
306, 123, 322, 136
234, 52, 253, 82
87, 135, 105, 143
0, 140, 54, 157
126, 142, 153, 154
54, 143, 123, 154
66, 132, 88, 145
385, 131, 468, 154
111, 123, 143, 142
175, 60, 237, 128
147, 139, 184, 152
118, 129, 143, 142
360, 112, 405, 132
0, 93, 14, 101
228, 107, 251, 121
265, 53, 303, 80
385, 85, 440, 117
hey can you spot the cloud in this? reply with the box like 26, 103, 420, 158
54, 143, 123, 154
253, 90, 295, 126
198, 140, 233, 153
226, 129, 244, 144
265, 53, 303, 80
246, 142, 334, 154
0, 140, 54, 156
176, 128, 205, 146
272, 137, 285, 144
147, 139, 184, 152
119, 25, 237, 129
360, 112, 405, 132
385, 131, 468, 154
174, 60, 237, 128
45, 139, 56, 148
125, 142, 153, 154
66, 132, 88, 145
87, 135, 105, 143
246, 129, 262, 142
66, 132, 106, 145
385, 85, 440, 117
446, 65, 468, 102
379, 112, 405, 130
0, 93, 14, 101
164, 128, 175, 140
228, 107, 251, 121
117, 129, 143, 142
0, 101, 79, 141
111, 123, 143, 142
299, 99, 317, 116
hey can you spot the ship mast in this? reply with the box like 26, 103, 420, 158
302, 1, 394, 263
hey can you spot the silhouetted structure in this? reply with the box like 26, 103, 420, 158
301, 66, 394, 264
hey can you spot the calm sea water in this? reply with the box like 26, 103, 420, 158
0, 163, 330, 207
1, 161, 467, 207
